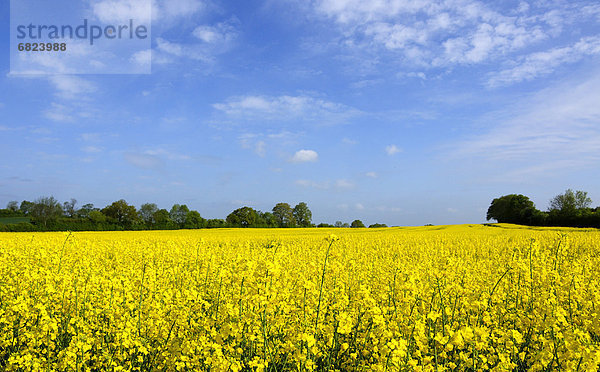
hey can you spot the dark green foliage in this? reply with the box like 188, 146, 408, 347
487, 191, 599, 228
369, 223, 387, 228
272, 203, 296, 227
227, 207, 260, 227
351, 219, 365, 228
101, 200, 139, 229
486, 194, 536, 224
293, 202, 312, 227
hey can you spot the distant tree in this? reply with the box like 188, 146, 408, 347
258, 211, 278, 227
31, 196, 63, 227
342, 222, 350, 228
351, 219, 365, 228
6, 201, 19, 212
20, 200, 35, 215
334, 221, 344, 228
139, 203, 159, 225
63, 198, 77, 217
185, 210, 205, 229
369, 223, 387, 228
169, 204, 190, 227
272, 203, 296, 227
77, 203, 97, 218
293, 202, 312, 227
102, 199, 139, 228
486, 194, 537, 224
549, 189, 592, 213
89, 210, 107, 224
153, 209, 171, 228
317, 223, 334, 228
227, 207, 259, 227
206, 219, 227, 228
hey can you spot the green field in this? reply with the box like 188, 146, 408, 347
0, 217, 30, 225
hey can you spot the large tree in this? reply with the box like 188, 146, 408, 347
169, 204, 190, 227
139, 203, 159, 225
293, 202, 312, 227
351, 219, 365, 228
227, 207, 259, 227
486, 194, 537, 224
185, 210, 205, 229
272, 203, 295, 227
6, 201, 19, 213
549, 189, 592, 213
31, 196, 63, 227
102, 199, 139, 228
63, 198, 77, 217
153, 209, 171, 228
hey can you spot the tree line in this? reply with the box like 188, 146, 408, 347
0, 197, 384, 232
486, 189, 600, 228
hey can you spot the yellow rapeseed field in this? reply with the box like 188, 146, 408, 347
1, 224, 599, 371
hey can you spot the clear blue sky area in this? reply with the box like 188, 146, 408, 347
1, 0, 599, 226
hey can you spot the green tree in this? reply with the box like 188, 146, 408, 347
486, 194, 537, 224
139, 203, 159, 225
102, 200, 139, 228
272, 203, 295, 227
153, 209, 171, 229
77, 203, 97, 219
169, 204, 190, 228
31, 196, 63, 227
258, 211, 278, 227
20, 200, 35, 215
293, 202, 312, 227
63, 198, 77, 217
549, 189, 592, 213
185, 210, 205, 229
89, 210, 107, 224
6, 201, 19, 213
227, 207, 259, 227
351, 219, 365, 228
369, 223, 387, 228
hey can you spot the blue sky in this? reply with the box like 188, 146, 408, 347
1, 0, 600, 226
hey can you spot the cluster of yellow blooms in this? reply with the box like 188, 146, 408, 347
1, 224, 599, 371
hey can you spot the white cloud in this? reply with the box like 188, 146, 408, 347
308, 0, 595, 75
488, 36, 600, 87
48, 75, 96, 100
365, 171, 377, 178
92, 0, 152, 23
342, 137, 357, 145
130, 50, 152, 68
291, 149, 319, 163
93, 0, 203, 23
193, 18, 239, 45
124, 152, 163, 170
155, 38, 214, 62
82, 146, 103, 153
159, 0, 204, 19
385, 144, 401, 155
295, 179, 329, 189
452, 69, 600, 179
213, 94, 361, 124
355, 203, 365, 210
335, 179, 354, 189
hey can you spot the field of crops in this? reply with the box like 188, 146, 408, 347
1, 224, 599, 371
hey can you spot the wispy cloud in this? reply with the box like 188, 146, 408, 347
385, 144, 401, 155
488, 36, 600, 87
452, 69, 600, 179
305, 0, 597, 85
290, 149, 319, 163
213, 94, 361, 125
